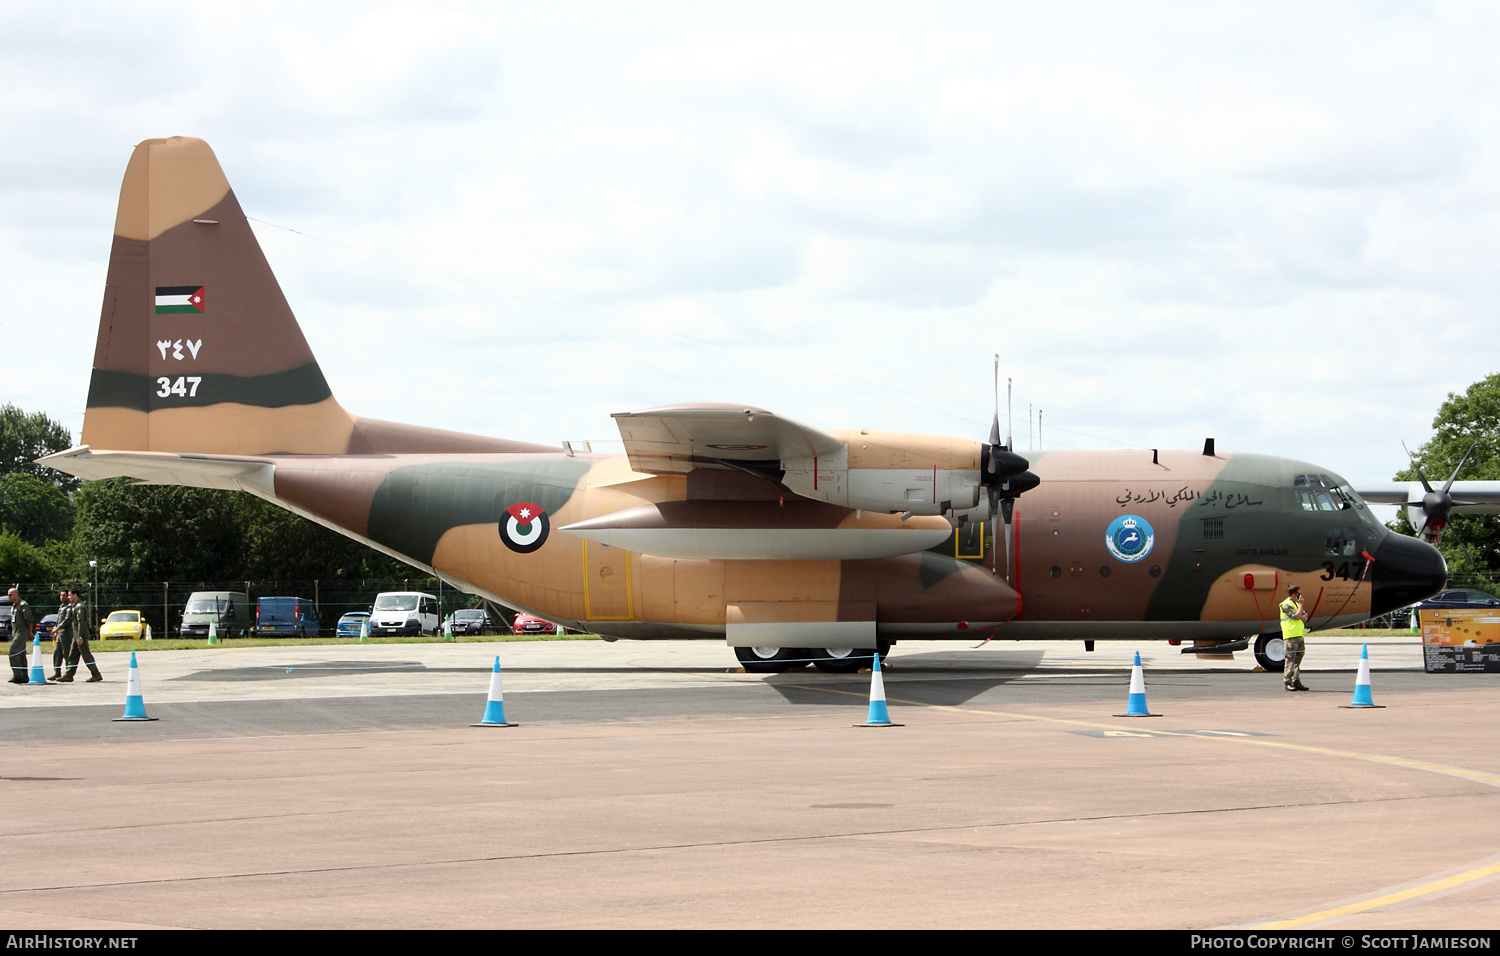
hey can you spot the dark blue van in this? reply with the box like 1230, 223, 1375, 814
255, 597, 320, 638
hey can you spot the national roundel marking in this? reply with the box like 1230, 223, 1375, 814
1105, 514, 1154, 563
499, 502, 549, 553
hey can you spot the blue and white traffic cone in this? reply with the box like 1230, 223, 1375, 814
1341, 643, 1385, 709
1115, 651, 1160, 717
27, 635, 48, 685
855, 652, 903, 727
472, 656, 517, 727
112, 652, 158, 721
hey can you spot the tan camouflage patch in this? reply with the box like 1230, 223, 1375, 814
1198, 565, 1370, 624
831, 430, 981, 470
113, 137, 231, 242
98, 399, 357, 456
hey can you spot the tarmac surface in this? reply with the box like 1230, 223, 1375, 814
2, 634, 1499, 929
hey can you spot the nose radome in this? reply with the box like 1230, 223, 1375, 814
1369, 533, 1448, 617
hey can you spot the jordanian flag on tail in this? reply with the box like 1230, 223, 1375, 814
155, 286, 205, 314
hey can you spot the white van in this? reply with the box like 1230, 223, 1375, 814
369, 592, 440, 637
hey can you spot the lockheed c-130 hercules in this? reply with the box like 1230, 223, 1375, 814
41, 137, 1450, 674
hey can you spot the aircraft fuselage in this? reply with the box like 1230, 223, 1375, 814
260, 444, 1441, 644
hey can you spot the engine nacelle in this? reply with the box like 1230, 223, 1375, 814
782, 430, 984, 516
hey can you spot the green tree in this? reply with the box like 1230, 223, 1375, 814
71, 479, 242, 581
1396, 373, 1500, 580
0, 404, 76, 491
0, 472, 75, 546
68, 479, 417, 587
40, 538, 81, 581
0, 530, 57, 584
235, 496, 412, 580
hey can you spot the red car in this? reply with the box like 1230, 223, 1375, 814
512, 614, 559, 636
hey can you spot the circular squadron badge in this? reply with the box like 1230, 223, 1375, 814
499, 502, 550, 553
1105, 514, 1154, 563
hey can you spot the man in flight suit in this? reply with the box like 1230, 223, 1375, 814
1279, 584, 1311, 691
49, 589, 74, 682
63, 589, 101, 682
7, 587, 36, 683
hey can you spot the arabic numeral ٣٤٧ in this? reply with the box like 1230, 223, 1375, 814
155, 376, 202, 398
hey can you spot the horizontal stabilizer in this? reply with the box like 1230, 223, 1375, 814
37, 445, 273, 494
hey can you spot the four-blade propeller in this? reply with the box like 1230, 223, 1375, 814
1402, 440, 1480, 571
981, 355, 1040, 575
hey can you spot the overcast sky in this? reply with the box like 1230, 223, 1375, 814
3, 1, 1497, 491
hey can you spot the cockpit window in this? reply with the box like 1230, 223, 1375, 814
1293, 475, 1364, 511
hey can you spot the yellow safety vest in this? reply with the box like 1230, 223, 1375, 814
1279, 597, 1305, 639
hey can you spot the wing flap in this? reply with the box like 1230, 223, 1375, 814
612, 404, 844, 476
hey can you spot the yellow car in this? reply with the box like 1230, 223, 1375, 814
99, 610, 146, 640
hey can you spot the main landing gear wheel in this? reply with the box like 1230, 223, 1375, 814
1254, 633, 1286, 673
810, 643, 893, 674
812, 647, 865, 673
734, 646, 811, 673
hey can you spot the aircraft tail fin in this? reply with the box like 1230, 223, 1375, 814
82, 136, 356, 456
80, 136, 558, 460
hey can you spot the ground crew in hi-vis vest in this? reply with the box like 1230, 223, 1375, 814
8, 587, 36, 683
50, 589, 74, 682
64, 588, 102, 682
1279, 584, 1310, 691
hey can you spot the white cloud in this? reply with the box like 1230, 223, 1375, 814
1, 0, 1498, 486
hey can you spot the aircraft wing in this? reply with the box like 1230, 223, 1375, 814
1357, 481, 1500, 514
612, 404, 844, 475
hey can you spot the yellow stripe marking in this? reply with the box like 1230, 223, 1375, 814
1256, 860, 1500, 929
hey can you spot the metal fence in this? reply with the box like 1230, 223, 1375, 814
10, 567, 1499, 639
7, 577, 500, 638
1439, 570, 1499, 593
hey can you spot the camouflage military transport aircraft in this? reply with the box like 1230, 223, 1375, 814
41, 137, 1449, 673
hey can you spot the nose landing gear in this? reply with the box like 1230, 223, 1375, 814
1254, 633, 1286, 673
